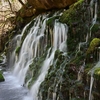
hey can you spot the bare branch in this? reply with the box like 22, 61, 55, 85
18, 0, 27, 9
7, 0, 13, 12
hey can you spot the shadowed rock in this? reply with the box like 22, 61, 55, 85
27, 0, 77, 10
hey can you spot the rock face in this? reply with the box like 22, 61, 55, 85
19, 0, 77, 18
27, 0, 77, 10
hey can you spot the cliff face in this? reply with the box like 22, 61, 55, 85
27, 0, 77, 10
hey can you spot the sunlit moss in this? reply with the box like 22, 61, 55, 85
59, 0, 84, 25
87, 38, 100, 54
94, 67, 100, 80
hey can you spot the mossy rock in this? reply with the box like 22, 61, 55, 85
87, 38, 100, 54
94, 67, 100, 80
91, 24, 100, 33
0, 71, 5, 82
85, 63, 94, 73
59, 0, 84, 25
46, 16, 59, 26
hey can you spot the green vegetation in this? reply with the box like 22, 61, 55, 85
0, 71, 5, 82
59, 0, 84, 25
15, 46, 21, 55
87, 38, 100, 54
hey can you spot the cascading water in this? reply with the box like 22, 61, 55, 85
88, 0, 98, 100
13, 15, 48, 85
9, 23, 30, 68
30, 20, 68, 100
88, 61, 100, 100
90, 0, 98, 37
8, 10, 68, 100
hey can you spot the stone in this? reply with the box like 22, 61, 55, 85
27, 0, 77, 10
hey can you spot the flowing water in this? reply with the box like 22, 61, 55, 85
90, 0, 98, 37
0, 0, 98, 99
88, 0, 98, 100
1, 11, 68, 100
88, 61, 100, 100
13, 15, 48, 85
30, 20, 68, 100
0, 72, 33, 100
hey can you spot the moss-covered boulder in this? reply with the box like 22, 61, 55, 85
59, 0, 84, 25
87, 38, 100, 54
0, 71, 5, 82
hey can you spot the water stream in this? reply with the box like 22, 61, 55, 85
0, 0, 98, 99
0, 71, 33, 100
3, 11, 68, 100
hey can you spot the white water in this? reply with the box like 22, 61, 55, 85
88, 61, 100, 100
7, 11, 68, 100
9, 23, 30, 68
90, 0, 98, 37
13, 15, 47, 85
88, 0, 98, 100
77, 61, 85, 81
30, 20, 68, 100
0, 72, 33, 100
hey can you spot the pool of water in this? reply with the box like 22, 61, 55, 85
0, 72, 33, 100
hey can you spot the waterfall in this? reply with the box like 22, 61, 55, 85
9, 23, 30, 68
30, 20, 68, 100
88, 61, 100, 100
88, 0, 98, 99
13, 14, 48, 85
90, 0, 98, 37
8, 10, 68, 100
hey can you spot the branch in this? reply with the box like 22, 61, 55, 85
18, 0, 27, 9
7, 0, 13, 12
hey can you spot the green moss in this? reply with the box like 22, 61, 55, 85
54, 49, 60, 59
71, 54, 84, 65
0, 56, 3, 63
87, 38, 100, 54
0, 71, 5, 82
91, 24, 100, 33
17, 16, 23, 23
46, 16, 59, 26
26, 54, 46, 88
94, 67, 100, 80
85, 63, 93, 73
59, 0, 84, 25
15, 46, 21, 55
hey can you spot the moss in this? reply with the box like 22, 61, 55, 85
26, 54, 46, 88
54, 49, 60, 59
59, 0, 84, 25
71, 54, 84, 65
87, 38, 100, 54
46, 16, 59, 26
16, 16, 23, 23
91, 24, 100, 33
94, 67, 100, 80
0, 56, 3, 63
85, 63, 93, 73
15, 46, 21, 55
0, 71, 5, 82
